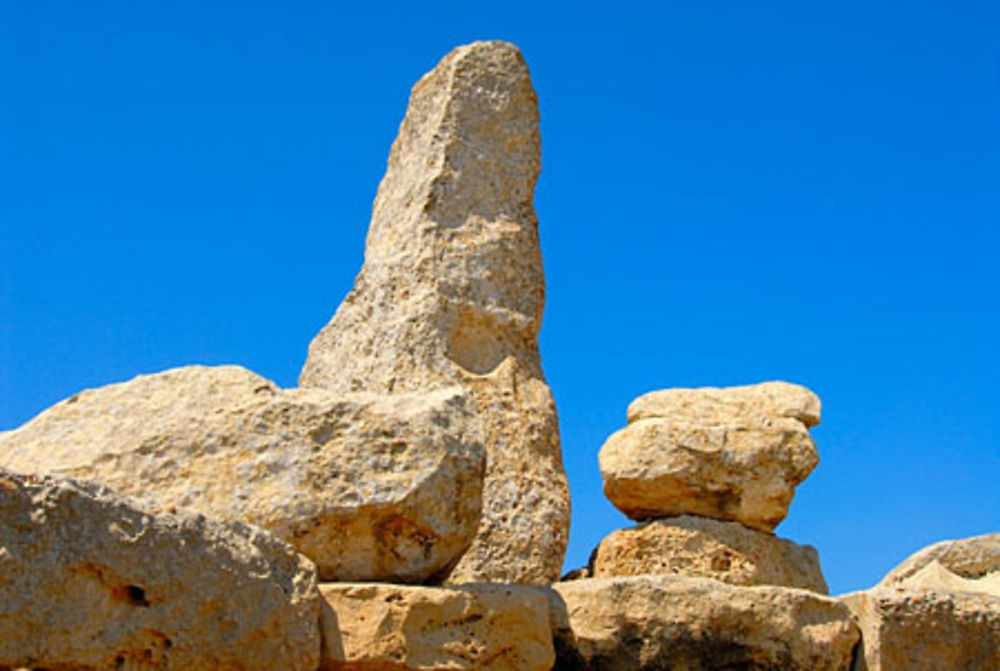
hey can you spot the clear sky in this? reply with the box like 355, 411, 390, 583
2, 2, 998, 595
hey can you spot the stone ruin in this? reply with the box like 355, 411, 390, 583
0, 40, 997, 670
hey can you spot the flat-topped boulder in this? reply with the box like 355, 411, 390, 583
590, 515, 828, 593
599, 381, 820, 531
0, 365, 485, 583
0, 469, 320, 670
319, 582, 554, 670
299, 40, 569, 584
547, 575, 858, 670
628, 381, 821, 427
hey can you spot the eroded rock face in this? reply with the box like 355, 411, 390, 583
318, 583, 554, 670
599, 382, 820, 531
842, 534, 1000, 669
547, 575, 858, 671
0, 366, 485, 583
627, 381, 821, 427
0, 469, 319, 670
879, 532, 1000, 586
299, 40, 569, 584
891, 560, 1000, 596
842, 584, 1000, 670
590, 515, 828, 593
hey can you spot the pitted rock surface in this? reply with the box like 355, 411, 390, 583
0, 365, 485, 583
591, 515, 828, 593
842, 583, 1000, 670
0, 469, 320, 670
319, 582, 553, 670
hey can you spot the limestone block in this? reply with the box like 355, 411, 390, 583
547, 575, 858, 670
600, 382, 820, 530
842, 580, 1000, 671
0, 366, 485, 583
319, 582, 553, 670
0, 469, 319, 670
591, 515, 828, 593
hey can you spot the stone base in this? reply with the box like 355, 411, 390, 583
591, 515, 828, 593
319, 582, 554, 670
547, 575, 858, 670
841, 584, 1000, 671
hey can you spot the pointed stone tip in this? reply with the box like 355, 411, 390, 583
405, 40, 535, 120
433, 39, 531, 80
371, 35, 540, 237
449, 39, 525, 58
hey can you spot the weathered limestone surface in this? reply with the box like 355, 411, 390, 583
842, 582, 1000, 671
319, 583, 554, 670
0, 365, 485, 583
892, 559, 1000, 596
299, 41, 569, 584
590, 515, 828, 593
599, 382, 820, 531
627, 381, 821, 427
0, 469, 319, 670
547, 575, 859, 670
879, 532, 1000, 586
842, 534, 1000, 670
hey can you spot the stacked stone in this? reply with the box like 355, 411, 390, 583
550, 383, 860, 668
3, 36, 996, 671
593, 381, 829, 593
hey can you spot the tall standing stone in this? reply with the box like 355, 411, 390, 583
300, 41, 569, 583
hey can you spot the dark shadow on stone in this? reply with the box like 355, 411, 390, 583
317, 595, 344, 671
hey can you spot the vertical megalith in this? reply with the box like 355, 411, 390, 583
300, 41, 569, 583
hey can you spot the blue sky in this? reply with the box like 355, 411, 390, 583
2, 2, 998, 594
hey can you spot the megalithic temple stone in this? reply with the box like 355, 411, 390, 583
300, 41, 570, 584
